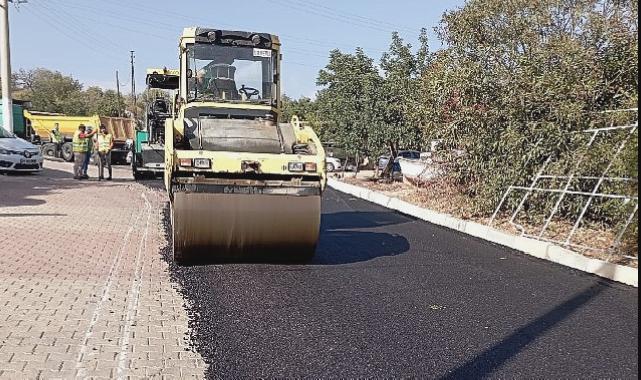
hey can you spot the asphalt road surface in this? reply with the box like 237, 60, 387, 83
164, 188, 638, 379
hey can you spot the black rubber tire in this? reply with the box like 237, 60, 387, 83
327, 162, 335, 172
132, 156, 143, 181
61, 143, 74, 162
41, 143, 57, 159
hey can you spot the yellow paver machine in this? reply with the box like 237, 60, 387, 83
164, 27, 326, 263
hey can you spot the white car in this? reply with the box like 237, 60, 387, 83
0, 129, 44, 173
326, 156, 342, 172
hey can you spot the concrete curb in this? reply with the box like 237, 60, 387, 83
328, 178, 638, 288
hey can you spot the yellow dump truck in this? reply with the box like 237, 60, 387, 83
24, 110, 136, 163
165, 27, 326, 263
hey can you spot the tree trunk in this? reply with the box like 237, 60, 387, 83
341, 155, 349, 178
353, 153, 360, 178
381, 141, 399, 179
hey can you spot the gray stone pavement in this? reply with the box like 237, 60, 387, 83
0, 161, 205, 379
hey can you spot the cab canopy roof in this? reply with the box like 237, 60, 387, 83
181, 27, 279, 48
146, 68, 179, 90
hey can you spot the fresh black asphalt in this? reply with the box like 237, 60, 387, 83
162, 188, 639, 379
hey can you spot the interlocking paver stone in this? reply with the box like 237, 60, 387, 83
0, 162, 205, 378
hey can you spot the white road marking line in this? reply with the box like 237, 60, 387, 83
75, 193, 146, 377
116, 192, 153, 379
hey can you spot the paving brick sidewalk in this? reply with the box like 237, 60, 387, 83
0, 162, 205, 379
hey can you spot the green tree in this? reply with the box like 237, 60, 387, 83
12, 68, 87, 115
418, 0, 638, 213
281, 95, 319, 126
376, 29, 431, 175
316, 48, 384, 166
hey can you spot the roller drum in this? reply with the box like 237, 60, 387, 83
172, 192, 321, 263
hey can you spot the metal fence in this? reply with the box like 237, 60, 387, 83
489, 109, 638, 262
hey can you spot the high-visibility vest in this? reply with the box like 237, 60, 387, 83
97, 133, 113, 153
72, 131, 88, 153
51, 130, 62, 143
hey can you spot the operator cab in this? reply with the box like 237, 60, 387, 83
183, 28, 279, 107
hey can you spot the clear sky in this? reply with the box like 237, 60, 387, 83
8, 0, 464, 99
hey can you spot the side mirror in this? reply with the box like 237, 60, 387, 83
186, 69, 193, 79
273, 73, 280, 84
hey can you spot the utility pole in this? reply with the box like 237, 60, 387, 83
130, 50, 136, 119
1, 0, 13, 133
115, 70, 122, 117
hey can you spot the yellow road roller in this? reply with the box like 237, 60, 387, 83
164, 27, 326, 263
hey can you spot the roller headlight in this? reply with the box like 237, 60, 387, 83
178, 158, 193, 167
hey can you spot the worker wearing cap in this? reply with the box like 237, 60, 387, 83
81, 126, 95, 178
95, 125, 114, 181
72, 124, 96, 180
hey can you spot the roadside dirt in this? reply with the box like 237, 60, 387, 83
339, 174, 637, 268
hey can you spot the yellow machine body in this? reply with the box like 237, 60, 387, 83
165, 27, 326, 263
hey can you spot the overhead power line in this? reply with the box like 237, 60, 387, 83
284, 61, 319, 69
288, 0, 417, 33
267, 0, 390, 34
65, 0, 391, 54
44, 0, 371, 61
36, 0, 125, 54
265, 0, 417, 35
46, 0, 167, 40
49, 0, 177, 32
24, 5, 121, 60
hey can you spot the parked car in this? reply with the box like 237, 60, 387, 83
377, 150, 421, 171
0, 128, 44, 173
326, 156, 343, 172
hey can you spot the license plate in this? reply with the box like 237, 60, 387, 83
20, 159, 36, 164
193, 158, 211, 169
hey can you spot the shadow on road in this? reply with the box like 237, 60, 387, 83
0, 167, 80, 208
440, 284, 607, 379
162, 205, 412, 267
0, 213, 67, 217
0, 165, 154, 208
313, 210, 411, 265
321, 210, 411, 230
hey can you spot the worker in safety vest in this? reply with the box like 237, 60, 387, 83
81, 127, 95, 178
50, 123, 63, 144
95, 124, 114, 181
72, 124, 96, 180
50, 123, 63, 156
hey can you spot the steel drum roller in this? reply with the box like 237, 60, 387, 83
172, 192, 321, 261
